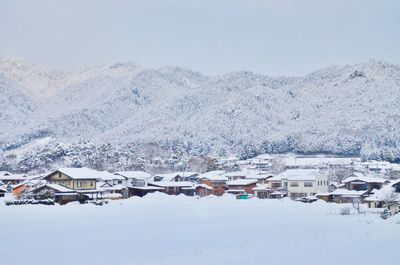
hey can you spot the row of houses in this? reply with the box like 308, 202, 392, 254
1, 168, 399, 213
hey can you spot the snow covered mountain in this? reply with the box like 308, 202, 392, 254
1, 56, 400, 172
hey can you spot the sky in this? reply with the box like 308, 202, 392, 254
0, 0, 399, 76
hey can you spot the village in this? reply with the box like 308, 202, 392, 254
1, 154, 399, 218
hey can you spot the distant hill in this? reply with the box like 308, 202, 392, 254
1, 56, 400, 172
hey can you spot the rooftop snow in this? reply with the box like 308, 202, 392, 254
115, 171, 152, 180
227, 179, 258, 186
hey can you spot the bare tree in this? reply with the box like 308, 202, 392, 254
381, 188, 399, 207
328, 167, 353, 184
351, 198, 365, 214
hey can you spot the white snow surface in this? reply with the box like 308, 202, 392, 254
0, 194, 399, 265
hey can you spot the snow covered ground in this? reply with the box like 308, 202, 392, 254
1, 194, 399, 265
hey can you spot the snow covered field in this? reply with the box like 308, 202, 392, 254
1, 194, 399, 265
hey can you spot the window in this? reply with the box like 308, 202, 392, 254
290, 182, 299, 187
304, 182, 313, 187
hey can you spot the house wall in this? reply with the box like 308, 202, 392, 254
201, 179, 225, 196
47, 172, 96, 190
287, 175, 329, 199
227, 183, 257, 194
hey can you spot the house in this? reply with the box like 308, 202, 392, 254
329, 189, 369, 204
30, 184, 81, 204
226, 179, 258, 194
96, 171, 128, 198
148, 181, 193, 195
181, 184, 213, 197
153, 172, 199, 182
277, 169, 329, 199
153, 173, 183, 182
12, 179, 45, 198
41, 167, 104, 202
364, 186, 400, 209
342, 173, 390, 192
198, 171, 227, 196
0, 174, 27, 185
115, 171, 152, 187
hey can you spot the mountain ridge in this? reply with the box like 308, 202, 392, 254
1, 57, 400, 172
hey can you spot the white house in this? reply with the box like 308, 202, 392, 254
114, 171, 152, 187
277, 169, 329, 199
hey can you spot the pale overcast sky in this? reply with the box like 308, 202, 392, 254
1, 0, 399, 76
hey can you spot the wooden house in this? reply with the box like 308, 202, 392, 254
42, 168, 104, 202
342, 173, 389, 192
198, 171, 227, 196
226, 179, 258, 194
30, 184, 80, 204
0, 174, 27, 185
181, 184, 213, 197
148, 181, 193, 195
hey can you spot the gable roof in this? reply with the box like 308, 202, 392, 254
277, 169, 323, 181
343, 176, 389, 184
44, 167, 100, 180
330, 188, 368, 197
0, 186, 7, 192
31, 183, 74, 193
0, 174, 27, 181
0, 171, 11, 176
198, 170, 227, 181
227, 179, 258, 186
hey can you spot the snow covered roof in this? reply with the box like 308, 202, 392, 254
0, 171, 11, 176
277, 169, 323, 181
252, 184, 270, 191
0, 186, 7, 192
222, 171, 248, 178
148, 181, 193, 188
32, 183, 75, 193
194, 184, 213, 190
97, 171, 125, 181
129, 186, 165, 191
245, 173, 273, 180
365, 186, 399, 202
115, 171, 152, 180
330, 189, 368, 197
0, 174, 27, 181
227, 179, 258, 186
153, 173, 181, 181
46, 167, 101, 180
342, 175, 389, 184
198, 170, 227, 181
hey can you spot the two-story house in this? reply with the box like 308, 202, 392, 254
277, 169, 329, 199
